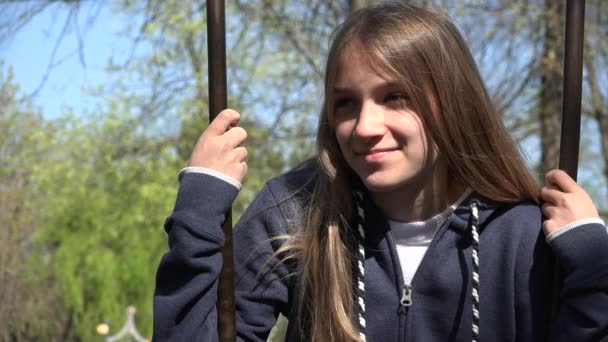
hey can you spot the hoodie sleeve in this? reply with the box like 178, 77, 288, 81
152, 172, 293, 341
548, 221, 608, 342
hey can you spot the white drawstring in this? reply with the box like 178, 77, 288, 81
470, 201, 480, 342
353, 191, 367, 342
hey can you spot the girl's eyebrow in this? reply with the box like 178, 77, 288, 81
379, 82, 403, 91
332, 86, 351, 93
333, 81, 402, 93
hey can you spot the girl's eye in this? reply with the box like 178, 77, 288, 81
333, 98, 356, 118
384, 93, 408, 105
334, 97, 353, 110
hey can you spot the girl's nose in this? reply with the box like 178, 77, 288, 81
354, 101, 386, 138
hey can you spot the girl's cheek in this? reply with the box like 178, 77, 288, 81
335, 121, 354, 141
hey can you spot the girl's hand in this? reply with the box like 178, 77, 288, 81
540, 169, 600, 236
189, 109, 248, 183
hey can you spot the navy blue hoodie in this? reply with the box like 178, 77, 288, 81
153, 163, 608, 341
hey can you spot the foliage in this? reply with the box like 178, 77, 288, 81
0, 65, 74, 341
31, 107, 179, 339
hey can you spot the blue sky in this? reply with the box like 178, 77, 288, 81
0, 2, 126, 118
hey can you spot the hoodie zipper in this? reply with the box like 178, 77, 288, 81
388, 212, 453, 323
400, 283, 413, 306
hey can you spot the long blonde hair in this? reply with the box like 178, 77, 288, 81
282, 2, 539, 341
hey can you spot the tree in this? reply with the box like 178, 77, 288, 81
583, 0, 608, 212
538, 0, 564, 174
33, 107, 180, 340
0, 64, 74, 341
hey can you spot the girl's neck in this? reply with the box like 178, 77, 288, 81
370, 164, 466, 222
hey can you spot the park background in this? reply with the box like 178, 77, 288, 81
1, 0, 607, 340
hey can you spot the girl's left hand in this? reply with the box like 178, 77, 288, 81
540, 169, 600, 236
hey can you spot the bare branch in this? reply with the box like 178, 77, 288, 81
30, 5, 77, 97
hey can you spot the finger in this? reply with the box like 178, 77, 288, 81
542, 220, 558, 236
539, 186, 565, 205
540, 202, 558, 217
223, 126, 248, 147
545, 169, 579, 193
205, 109, 241, 136
233, 146, 248, 162
544, 183, 559, 191
232, 161, 248, 181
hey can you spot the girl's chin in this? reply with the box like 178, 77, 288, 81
360, 176, 409, 193
362, 183, 403, 193
358, 169, 423, 193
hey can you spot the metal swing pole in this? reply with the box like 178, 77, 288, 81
550, 0, 585, 340
559, 0, 585, 179
207, 0, 236, 341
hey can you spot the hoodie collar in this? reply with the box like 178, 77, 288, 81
357, 188, 505, 239
450, 192, 505, 233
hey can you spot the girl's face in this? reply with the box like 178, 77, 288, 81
333, 45, 439, 195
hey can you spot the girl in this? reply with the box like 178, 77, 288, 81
153, 2, 608, 341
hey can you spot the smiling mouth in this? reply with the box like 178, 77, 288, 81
356, 148, 397, 161
356, 148, 397, 155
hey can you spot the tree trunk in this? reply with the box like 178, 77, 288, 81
584, 38, 608, 197
539, 0, 564, 173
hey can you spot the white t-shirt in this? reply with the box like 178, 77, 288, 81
389, 189, 472, 285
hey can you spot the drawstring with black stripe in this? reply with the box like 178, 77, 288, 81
352, 192, 481, 342
353, 190, 367, 342
470, 201, 480, 342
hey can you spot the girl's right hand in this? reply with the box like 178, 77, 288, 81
188, 109, 248, 183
